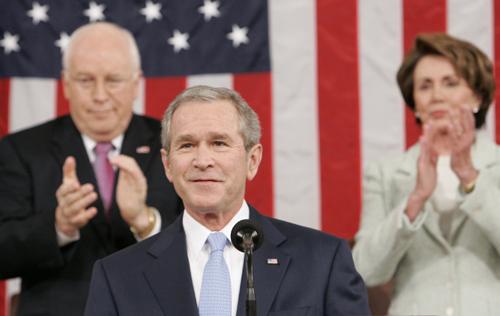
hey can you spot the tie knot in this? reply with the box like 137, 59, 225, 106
207, 232, 227, 252
94, 142, 113, 155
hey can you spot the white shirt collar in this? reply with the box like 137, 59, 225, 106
81, 133, 124, 161
183, 201, 250, 256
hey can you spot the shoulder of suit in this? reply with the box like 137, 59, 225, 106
132, 113, 162, 130
266, 216, 344, 246
0, 115, 71, 148
100, 231, 162, 268
364, 143, 419, 176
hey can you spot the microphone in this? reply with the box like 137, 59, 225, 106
231, 220, 264, 316
231, 219, 264, 253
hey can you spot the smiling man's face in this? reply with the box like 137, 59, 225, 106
162, 100, 261, 219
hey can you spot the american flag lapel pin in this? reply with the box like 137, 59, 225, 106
136, 146, 150, 154
267, 258, 279, 265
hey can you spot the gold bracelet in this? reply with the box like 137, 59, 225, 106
130, 206, 157, 238
462, 180, 476, 194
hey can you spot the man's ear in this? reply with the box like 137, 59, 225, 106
246, 144, 262, 181
161, 148, 173, 183
132, 71, 143, 100
61, 71, 71, 100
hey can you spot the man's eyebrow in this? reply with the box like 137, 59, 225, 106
173, 134, 195, 143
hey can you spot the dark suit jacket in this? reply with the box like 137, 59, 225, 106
0, 114, 183, 316
85, 207, 371, 316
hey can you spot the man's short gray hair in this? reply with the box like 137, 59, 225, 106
161, 85, 261, 155
62, 22, 141, 72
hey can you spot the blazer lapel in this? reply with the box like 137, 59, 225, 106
422, 205, 451, 251
391, 145, 419, 206
143, 217, 198, 316
235, 208, 290, 316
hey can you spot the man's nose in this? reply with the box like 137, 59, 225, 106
193, 144, 214, 169
92, 78, 109, 102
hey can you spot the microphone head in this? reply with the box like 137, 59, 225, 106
231, 219, 264, 253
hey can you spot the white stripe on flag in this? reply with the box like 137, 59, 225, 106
187, 74, 233, 89
9, 78, 56, 132
448, 0, 496, 139
269, 0, 320, 229
134, 77, 145, 115
359, 0, 404, 167
6, 279, 19, 301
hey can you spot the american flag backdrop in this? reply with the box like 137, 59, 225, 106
2, 0, 500, 314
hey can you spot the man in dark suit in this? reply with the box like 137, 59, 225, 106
85, 85, 371, 316
0, 22, 182, 315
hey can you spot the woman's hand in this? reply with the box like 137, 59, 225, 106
406, 123, 438, 221
449, 106, 479, 185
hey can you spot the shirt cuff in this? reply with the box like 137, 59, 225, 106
134, 207, 162, 241
398, 202, 428, 232
56, 226, 80, 247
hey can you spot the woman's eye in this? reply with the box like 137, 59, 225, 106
417, 83, 430, 91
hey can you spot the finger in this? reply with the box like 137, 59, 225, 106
62, 156, 79, 184
421, 122, 432, 140
110, 155, 146, 182
56, 181, 80, 202
422, 122, 435, 145
65, 189, 98, 214
68, 207, 98, 228
463, 106, 475, 132
449, 107, 463, 134
58, 183, 94, 208
419, 130, 431, 161
61, 187, 98, 217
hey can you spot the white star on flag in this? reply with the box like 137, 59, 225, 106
55, 32, 70, 53
198, 0, 220, 22
84, 1, 106, 22
140, 1, 162, 22
168, 30, 189, 53
0, 32, 20, 54
27, 2, 49, 25
227, 24, 249, 48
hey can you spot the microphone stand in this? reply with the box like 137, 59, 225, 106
243, 235, 257, 316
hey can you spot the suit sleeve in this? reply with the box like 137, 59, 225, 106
0, 137, 64, 278
460, 159, 500, 254
84, 260, 118, 316
326, 239, 371, 316
352, 161, 426, 286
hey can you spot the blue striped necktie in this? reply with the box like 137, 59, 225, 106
199, 232, 231, 316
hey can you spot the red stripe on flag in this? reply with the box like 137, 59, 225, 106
317, 0, 361, 239
234, 73, 274, 217
56, 80, 70, 117
403, 0, 447, 148
145, 77, 186, 120
0, 281, 5, 316
0, 79, 9, 137
494, 1, 500, 143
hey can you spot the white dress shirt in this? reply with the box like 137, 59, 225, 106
56, 133, 161, 245
183, 202, 249, 316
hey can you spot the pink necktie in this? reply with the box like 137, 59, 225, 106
93, 142, 115, 214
